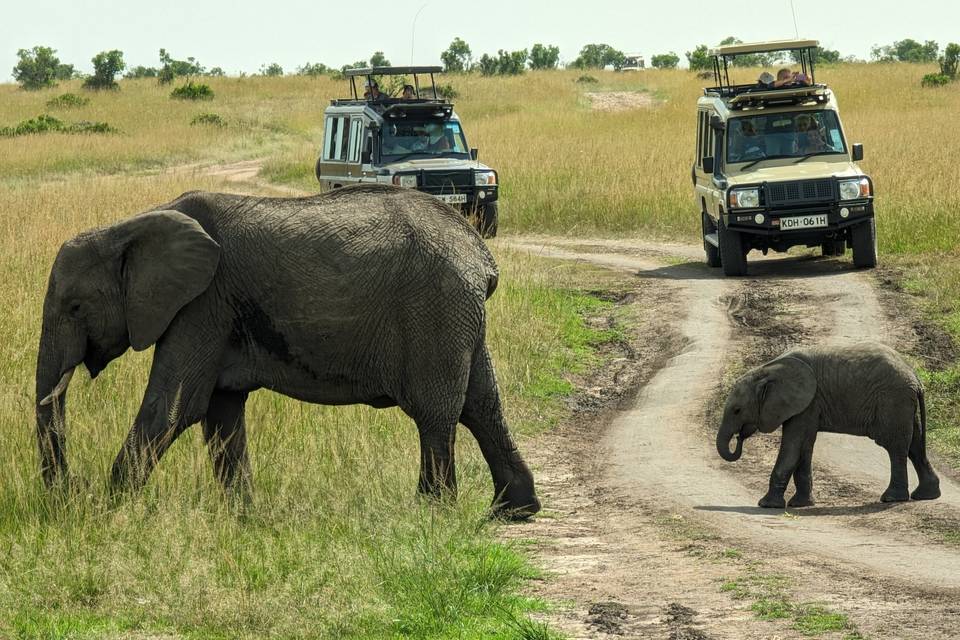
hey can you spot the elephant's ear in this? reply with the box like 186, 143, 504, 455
118, 210, 220, 351
756, 356, 816, 432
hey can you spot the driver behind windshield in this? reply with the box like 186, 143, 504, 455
794, 115, 828, 154
729, 119, 764, 162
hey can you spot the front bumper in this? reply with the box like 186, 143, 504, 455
724, 200, 873, 236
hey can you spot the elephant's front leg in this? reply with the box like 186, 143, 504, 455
417, 423, 457, 500
788, 432, 818, 508
203, 389, 252, 502
760, 418, 813, 509
111, 334, 221, 492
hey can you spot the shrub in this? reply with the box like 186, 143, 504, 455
571, 43, 625, 71
46, 93, 90, 109
190, 112, 227, 127
369, 51, 390, 67
575, 75, 598, 84
158, 48, 205, 84
921, 73, 951, 87
259, 63, 283, 77
651, 52, 680, 69
170, 81, 214, 100
13, 46, 66, 90
83, 50, 125, 90
529, 43, 560, 70
477, 49, 527, 76
125, 65, 158, 79
435, 83, 458, 99
297, 62, 330, 77
686, 45, 712, 71
0, 114, 114, 137
939, 43, 960, 79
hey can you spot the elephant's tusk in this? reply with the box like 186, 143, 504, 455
39, 368, 75, 406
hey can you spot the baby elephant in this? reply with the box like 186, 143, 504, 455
716, 343, 940, 508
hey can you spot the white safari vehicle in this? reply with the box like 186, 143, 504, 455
692, 40, 875, 276
316, 66, 500, 237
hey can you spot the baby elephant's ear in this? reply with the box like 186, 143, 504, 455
757, 357, 816, 432
116, 210, 221, 351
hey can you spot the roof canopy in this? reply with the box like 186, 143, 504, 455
344, 66, 443, 77
710, 39, 819, 57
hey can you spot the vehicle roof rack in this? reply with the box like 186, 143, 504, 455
341, 66, 444, 104
707, 39, 821, 100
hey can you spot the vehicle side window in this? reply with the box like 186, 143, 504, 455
325, 117, 344, 161
339, 118, 351, 161
348, 120, 363, 163
696, 112, 704, 166
706, 116, 714, 163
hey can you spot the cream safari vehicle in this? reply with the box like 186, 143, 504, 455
693, 40, 875, 276
316, 66, 499, 237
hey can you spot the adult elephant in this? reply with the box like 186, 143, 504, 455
35, 184, 540, 519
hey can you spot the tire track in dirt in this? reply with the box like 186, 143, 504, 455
505, 237, 960, 638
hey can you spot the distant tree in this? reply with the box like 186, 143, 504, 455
83, 50, 125, 90
940, 43, 960, 79
260, 63, 283, 76
495, 49, 528, 75
791, 46, 841, 64
476, 53, 497, 76
340, 60, 367, 74
651, 52, 680, 69
157, 48, 205, 84
13, 46, 64, 90
55, 63, 76, 80
528, 43, 560, 70
441, 37, 472, 72
297, 62, 330, 76
686, 44, 712, 71
207, 67, 225, 77
125, 65, 158, 79
369, 51, 390, 67
871, 39, 939, 62
571, 43, 625, 70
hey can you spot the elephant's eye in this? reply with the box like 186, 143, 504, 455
733, 407, 741, 415
67, 302, 82, 316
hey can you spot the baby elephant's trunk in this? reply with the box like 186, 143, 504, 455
717, 427, 744, 462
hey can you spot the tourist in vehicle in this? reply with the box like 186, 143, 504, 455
401, 84, 416, 100
425, 123, 452, 152
363, 79, 385, 101
730, 119, 764, 161
794, 114, 828, 154
773, 67, 810, 88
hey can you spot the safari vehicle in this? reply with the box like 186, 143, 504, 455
692, 39, 875, 276
316, 66, 499, 237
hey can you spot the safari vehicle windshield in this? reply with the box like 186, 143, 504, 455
727, 110, 846, 167
380, 121, 470, 161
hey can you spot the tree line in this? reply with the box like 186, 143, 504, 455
11, 36, 960, 91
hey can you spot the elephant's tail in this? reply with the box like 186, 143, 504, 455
918, 386, 928, 453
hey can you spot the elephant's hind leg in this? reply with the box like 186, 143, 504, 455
880, 448, 911, 503
908, 422, 941, 501
203, 389, 252, 502
460, 344, 540, 520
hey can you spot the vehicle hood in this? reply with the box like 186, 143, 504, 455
726, 159, 863, 186
385, 157, 492, 173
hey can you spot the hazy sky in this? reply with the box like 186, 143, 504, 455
3, 0, 958, 80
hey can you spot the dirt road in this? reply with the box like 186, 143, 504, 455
503, 237, 960, 640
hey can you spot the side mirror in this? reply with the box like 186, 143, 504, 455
710, 114, 725, 132
702, 157, 715, 174
470, 148, 479, 161
851, 143, 864, 162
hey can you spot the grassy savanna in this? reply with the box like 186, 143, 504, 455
1, 60, 960, 636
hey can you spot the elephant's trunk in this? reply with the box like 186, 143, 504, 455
717, 424, 745, 462
35, 321, 78, 488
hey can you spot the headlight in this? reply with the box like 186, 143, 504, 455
839, 177, 870, 200
728, 188, 760, 209
474, 171, 496, 186
393, 174, 417, 188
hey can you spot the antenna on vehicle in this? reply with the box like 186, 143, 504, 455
789, 0, 799, 39
410, 3, 429, 65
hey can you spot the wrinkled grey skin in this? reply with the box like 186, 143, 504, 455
717, 343, 940, 508
35, 183, 540, 519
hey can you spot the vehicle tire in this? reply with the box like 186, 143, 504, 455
702, 211, 721, 267
478, 202, 498, 238
821, 238, 846, 257
851, 218, 877, 268
719, 218, 748, 276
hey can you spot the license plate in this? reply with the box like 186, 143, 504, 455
434, 193, 467, 204
780, 213, 828, 230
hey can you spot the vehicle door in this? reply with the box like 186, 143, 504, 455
318, 114, 351, 188
693, 109, 721, 218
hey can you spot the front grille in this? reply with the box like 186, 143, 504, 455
766, 179, 835, 207
421, 171, 472, 191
